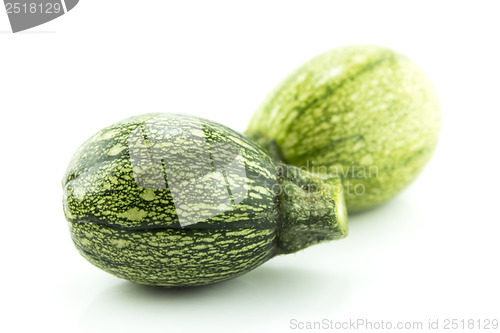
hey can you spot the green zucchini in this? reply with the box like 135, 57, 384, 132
246, 45, 441, 212
62, 113, 347, 287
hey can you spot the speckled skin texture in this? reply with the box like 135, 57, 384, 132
246, 45, 441, 212
63, 113, 347, 286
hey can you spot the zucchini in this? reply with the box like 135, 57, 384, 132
62, 113, 347, 287
246, 45, 441, 212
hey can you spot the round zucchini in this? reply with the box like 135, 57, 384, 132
62, 113, 347, 287
246, 45, 441, 212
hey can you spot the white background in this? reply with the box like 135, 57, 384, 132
1, 1, 499, 332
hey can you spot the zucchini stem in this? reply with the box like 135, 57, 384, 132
276, 164, 348, 254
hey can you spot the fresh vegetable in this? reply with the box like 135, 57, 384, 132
246, 45, 441, 212
62, 113, 347, 287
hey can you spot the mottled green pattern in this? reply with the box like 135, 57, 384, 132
63, 113, 347, 286
246, 45, 441, 212
69, 222, 277, 286
63, 113, 277, 229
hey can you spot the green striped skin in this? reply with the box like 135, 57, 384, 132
70, 223, 276, 286
246, 45, 441, 212
63, 113, 347, 287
